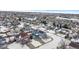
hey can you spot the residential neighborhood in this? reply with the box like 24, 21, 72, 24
0, 11, 79, 49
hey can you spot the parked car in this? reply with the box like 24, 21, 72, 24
0, 36, 7, 48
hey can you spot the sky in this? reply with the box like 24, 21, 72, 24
31, 10, 79, 14
0, 0, 79, 14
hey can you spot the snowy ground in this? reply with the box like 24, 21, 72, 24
38, 30, 64, 49
7, 30, 65, 49
7, 37, 53, 49
2, 24, 70, 49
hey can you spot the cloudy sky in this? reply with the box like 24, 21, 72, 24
31, 10, 79, 14
0, 0, 79, 14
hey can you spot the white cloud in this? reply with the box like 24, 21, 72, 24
0, 0, 79, 11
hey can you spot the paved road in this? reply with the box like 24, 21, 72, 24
38, 33, 63, 49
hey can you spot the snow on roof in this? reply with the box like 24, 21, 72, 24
0, 26, 9, 32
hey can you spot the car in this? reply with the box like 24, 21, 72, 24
0, 36, 6, 45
